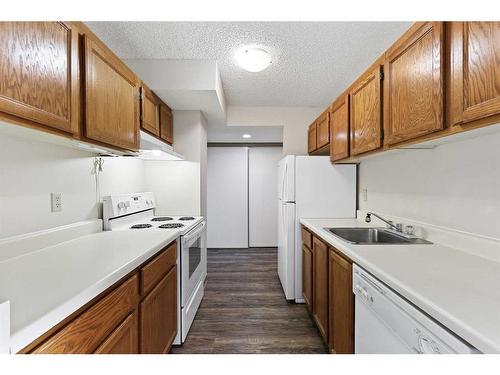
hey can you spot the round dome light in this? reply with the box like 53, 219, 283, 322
236, 47, 272, 73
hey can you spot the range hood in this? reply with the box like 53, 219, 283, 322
138, 130, 184, 161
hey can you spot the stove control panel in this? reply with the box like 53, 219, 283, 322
103, 192, 156, 221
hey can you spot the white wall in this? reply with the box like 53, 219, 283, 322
144, 161, 200, 216
0, 132, 146, 238
359, 131, 500, 240
226, 106, 323, 155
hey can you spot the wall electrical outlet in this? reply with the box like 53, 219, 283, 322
362, 188, 368, 202
51, 193, 62, 212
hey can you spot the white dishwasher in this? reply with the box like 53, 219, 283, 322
353, 264, 479, 354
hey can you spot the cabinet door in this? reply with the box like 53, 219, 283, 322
349, 65, 382, 156
449, 22, 500, 126
94, 311, 139, 354
307, 122, 317, 154
302, 245, 313, 312
141, 85, 160, 137
0, 22, 78, 135
330, 95, 350, 162
312, 236, 328, 342
159, 104, 173, 144
32, 275, 138, 354
384, 22, 444, 145
83, 34, 140, 151
140, 265, 177, 354
316, 111, 330, 148
328, 249, 354, 354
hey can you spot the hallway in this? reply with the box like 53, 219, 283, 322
172, 248, 328, 354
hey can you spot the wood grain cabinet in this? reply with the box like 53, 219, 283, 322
140, 84, 160, 137
328, 248, 354, 354
316, 111, 330, 149
23, 241, 178, 354
95, 311, 139, 354
349, 63, 383, 156
140, 266, 177, 354
0, 22, 79, 135
301, 227, 313, 311
159, 103, 174, 145
32, 275, 139, 354
383, 22, 445, 145
330, 95, 350, 162
312, 236, 329, 343
308, 122, 317, 154
83, 33, 140, 151
449, 22, 500, 126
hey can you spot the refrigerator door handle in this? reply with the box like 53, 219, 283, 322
281, 163, 288, 201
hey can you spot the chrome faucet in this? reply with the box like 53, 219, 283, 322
365, 212, 402, 232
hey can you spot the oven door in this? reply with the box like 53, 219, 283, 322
181, 221, 206, 307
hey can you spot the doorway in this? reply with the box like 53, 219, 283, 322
206, 145, 283, 248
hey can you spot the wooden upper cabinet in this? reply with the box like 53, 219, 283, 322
316, 111, 330, 148
83, 33, 140, 151
384, 22, 444, 145
0, 22, 79, 135
328, 249, 354, 354
349, 64, 382, 156
449, 22, 500, 126
159, 103, 173, 145
140, 84, 160, 137
312, 236, 328, 343
330, 95, 350, 162
308, 122, 317, 153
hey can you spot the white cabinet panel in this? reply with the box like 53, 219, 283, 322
249, 147, 283, 247
207, 147, 248, 248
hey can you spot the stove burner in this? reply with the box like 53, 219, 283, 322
151, 217, 174, 222
130, 224, 153, 229
158, 223, 185, 229
178, 216, 195, 221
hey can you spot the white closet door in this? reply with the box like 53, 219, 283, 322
248, 147, 283, 247
207, 147, 248, 248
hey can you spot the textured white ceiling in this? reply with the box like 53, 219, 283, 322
86, 22, 412, 107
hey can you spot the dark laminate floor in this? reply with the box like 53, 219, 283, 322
171, 247, 328, 354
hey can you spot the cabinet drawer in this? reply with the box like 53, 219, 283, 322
140, 241, 177, 296
301, 227, 312, 249
32, 274, 139, 353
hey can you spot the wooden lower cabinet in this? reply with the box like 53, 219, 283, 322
95, 311, 139, 354
305, 231, 355, 354
328, 248, 354, 354
302, 245, 313, 311
24, 241, 177, 354
312, 236, 329, 343
140, 265, 177, 354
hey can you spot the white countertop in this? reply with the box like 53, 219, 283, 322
0, 229, 179, 353
300, 218, 500, 354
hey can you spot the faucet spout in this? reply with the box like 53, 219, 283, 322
365, 212, 401, 232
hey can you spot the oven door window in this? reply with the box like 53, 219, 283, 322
188, 237, 201, 278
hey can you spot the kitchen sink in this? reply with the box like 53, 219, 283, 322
326, 227, 433, 245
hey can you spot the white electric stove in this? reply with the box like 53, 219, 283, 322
102, 192, 206, 345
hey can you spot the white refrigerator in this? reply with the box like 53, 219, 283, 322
277, 155, 357, 302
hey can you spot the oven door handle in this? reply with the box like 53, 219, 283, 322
182, 221, 206, 244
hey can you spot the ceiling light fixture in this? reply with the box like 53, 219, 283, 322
242, 134, 252, 139
235, 47, 272, 73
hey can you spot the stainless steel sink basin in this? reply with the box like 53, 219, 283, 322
326, 227, 433, 245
